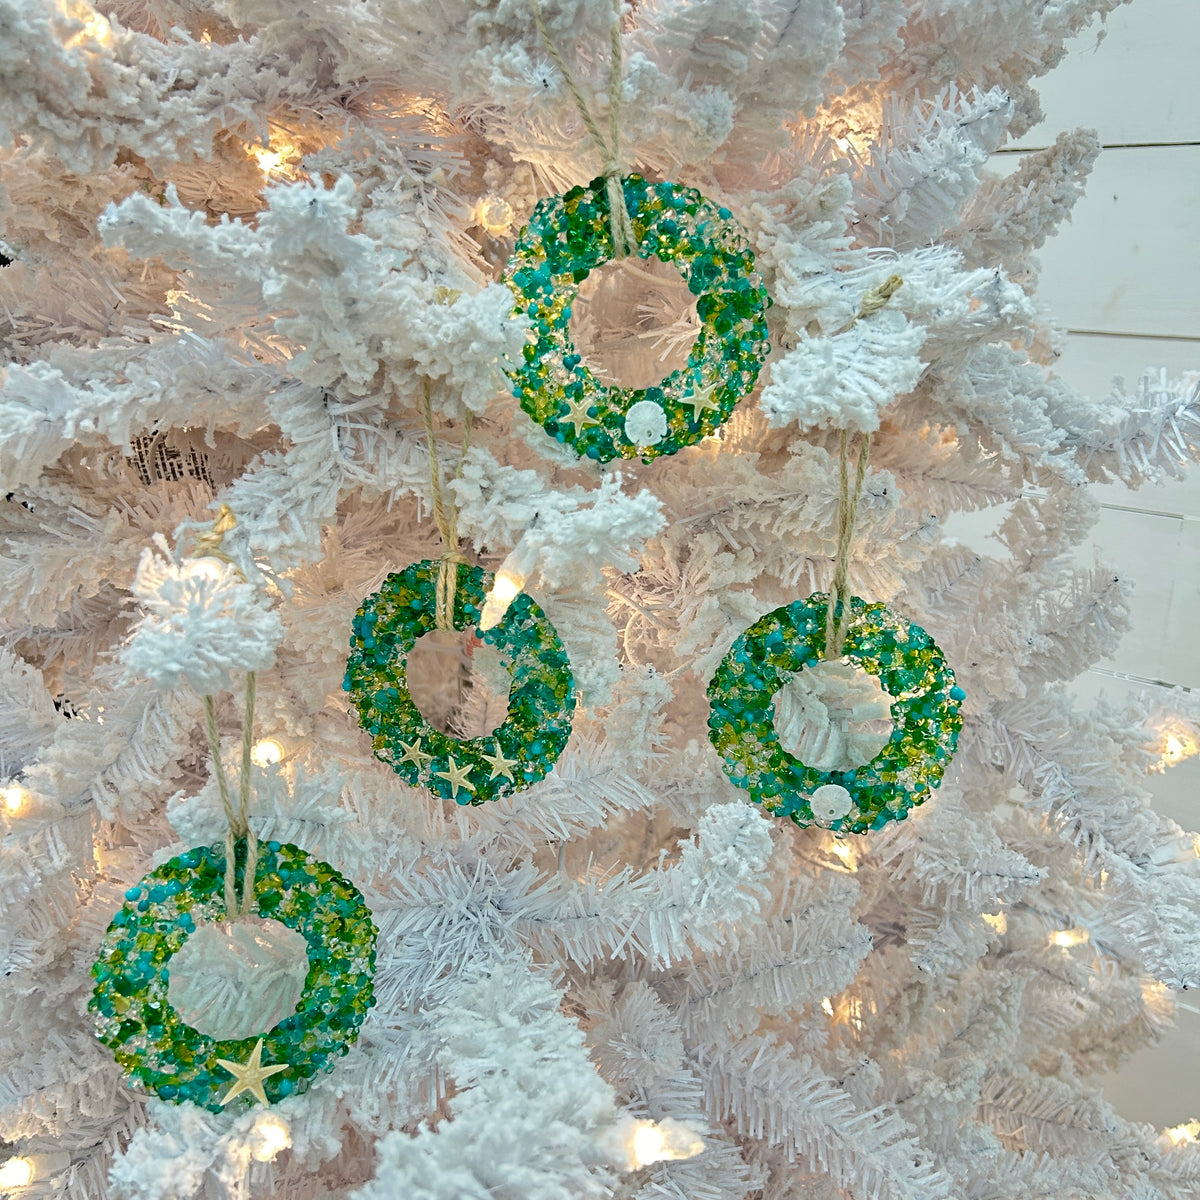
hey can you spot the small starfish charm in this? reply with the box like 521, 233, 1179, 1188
559, 395, 598, 436
216, 1038, 288, 1106
678, 380, 722, 422
435, 754, 476, 800
481, 741, 519, 783
397, 739, 433, 770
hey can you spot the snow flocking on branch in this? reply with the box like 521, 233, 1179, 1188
122, 547, 283, 694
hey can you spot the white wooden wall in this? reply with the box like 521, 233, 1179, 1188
997, 0, 1200, 1129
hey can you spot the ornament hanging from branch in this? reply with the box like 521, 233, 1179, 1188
707, 418, 964, 832
504, 0, 770, 463
344, 385, 575, 802
96, 508, 378, 1110
707, 592, 963, 832
344, 559, 576, 804
90, 838, 377, 1111
505, 174, 771, 462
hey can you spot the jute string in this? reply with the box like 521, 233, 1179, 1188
832, 274, 904, 336
530, 0, 636, 257
419, 381, 474, 631
823, 431, 872, 661
820, 274, 903, 658
188, 507, 258, 918
202, 675, 259, 919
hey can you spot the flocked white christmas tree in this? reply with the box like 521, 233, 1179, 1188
2, 0, 1200, 1197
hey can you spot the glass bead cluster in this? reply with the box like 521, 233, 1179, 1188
89, 840, 378, 1112
504, 174, 771, 463
343, 560, 575, 804
707, 594, 965, 833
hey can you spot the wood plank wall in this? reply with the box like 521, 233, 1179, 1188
997, 0, 1200, 1128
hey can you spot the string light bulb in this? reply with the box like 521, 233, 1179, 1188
61, 1, 111, 48
982, 912, 1008, 935
251, 738, 285, 767
476, 195, 515, 235
246, 136, 300, 181
182, 557, 225, 583
626, 1119, 704, 1169
1050, 928, 1090, 948
0, 1157, 34, 1188
1160, 729, 1198, 767
250, 1113, 292, 1162
479, 570, 524, 631
3, 784, 29, 815
1163, 1120, 1199, 1146
829, 841, 857, 870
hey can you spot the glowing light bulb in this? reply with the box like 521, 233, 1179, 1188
1164, 1120, 1199, 1145
62, 1, 111, 48
247, 138, 299, 180
820, 997, 834, 1016
477, 195, 515, 235
0, 1157, 34, 1188
1050, 928, 1089, 948
982, 912, 1008, 935
250, 1113, 292, 1161
479, 570, 524, 632
3, 784, 29, 815
633, 1124, 665, 1166
251, 739, 284, 767
182, 557, 224, 583
253, 148, 283, 175
1154, 720, 1197, 768
627, 1119, 704, 1169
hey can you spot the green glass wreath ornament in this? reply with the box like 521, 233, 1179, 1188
707, 593, 965, 833
90, 839, 378, 1112
504, 173, 771, 464
344, 559, 575, 804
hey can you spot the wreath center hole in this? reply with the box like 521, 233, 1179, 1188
568, 255, 698, 389
772, 659, 894, 772
167, 915, 309, 1040
405, 627, 512, 739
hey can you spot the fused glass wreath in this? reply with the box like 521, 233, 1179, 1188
344, 560, 575, 803
90, 840, 377, 1112
707, 593, 964, 833
504, 174, 771, 463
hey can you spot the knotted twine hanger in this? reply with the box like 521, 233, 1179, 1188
187, 507, 259, 919
822, 275, 904, 660
201, 675, 259, 920
418, 380, 474, 631
530, 0, 637, 258
823, 430, 872, 661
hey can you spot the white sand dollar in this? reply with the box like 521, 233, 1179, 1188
623, 398, 669, 447
808, 783, 853, 822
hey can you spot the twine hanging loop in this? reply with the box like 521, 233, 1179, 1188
823, 431, 872, 662
531, 0, 636, 257
418, 381, 474, 631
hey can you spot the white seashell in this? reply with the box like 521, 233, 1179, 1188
167, 916, 310, 1040
809, 783, 853, 821
623, 399, 669, 446
772, 659, 893, 772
